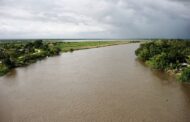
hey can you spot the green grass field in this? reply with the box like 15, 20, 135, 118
57, 41, 130, 52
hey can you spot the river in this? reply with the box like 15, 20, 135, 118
0, 43, 190, 122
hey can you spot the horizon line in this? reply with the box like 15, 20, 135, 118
0, 38, 190, 40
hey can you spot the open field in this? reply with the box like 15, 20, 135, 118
57, 41, 131, 52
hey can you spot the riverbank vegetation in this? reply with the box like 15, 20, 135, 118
57, 41, 130, 52
135, 39, 190, 82
0, 40, 61, 76
0, 40, 130, 76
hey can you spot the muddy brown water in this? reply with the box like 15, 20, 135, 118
0, 43, 190, 122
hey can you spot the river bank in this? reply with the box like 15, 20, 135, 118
135, 39, 190, 83
57, 41, 131, 52
0, 40, 132, 76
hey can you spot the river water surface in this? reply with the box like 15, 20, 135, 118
0, 43, 190, 122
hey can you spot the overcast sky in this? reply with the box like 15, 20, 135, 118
0, 0, 190, 39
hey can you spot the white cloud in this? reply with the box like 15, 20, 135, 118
0, 0, 190, 39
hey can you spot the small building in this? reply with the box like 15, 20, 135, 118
181, 63, 188, 67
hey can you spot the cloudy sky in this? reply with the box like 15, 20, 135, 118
0, 0, 190, 39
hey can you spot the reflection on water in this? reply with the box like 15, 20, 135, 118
0, 43, 190, 122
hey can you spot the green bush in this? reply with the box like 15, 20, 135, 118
136, 40, 190, 70
136, 48, 150, 61
146, 53, 169, 70
0, 64, 9, 76
179, 68, 190, 82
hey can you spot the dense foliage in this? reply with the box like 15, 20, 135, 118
0, 40, 61, 75
135, 40, 190, 82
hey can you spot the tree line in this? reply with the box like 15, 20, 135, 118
0, 40, 61, 75
135, 39, 190, 82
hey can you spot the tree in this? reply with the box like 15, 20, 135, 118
0, 49, 6, 59
34, 40, 43, 48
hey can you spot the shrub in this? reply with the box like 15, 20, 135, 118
136, 48, 150, 61
70, 48, 74, 52
146, 53, 169, 70
179, 67, 190, 82
0, 64, 9, 76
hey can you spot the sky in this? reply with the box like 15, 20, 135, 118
0, 0, 190, 39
